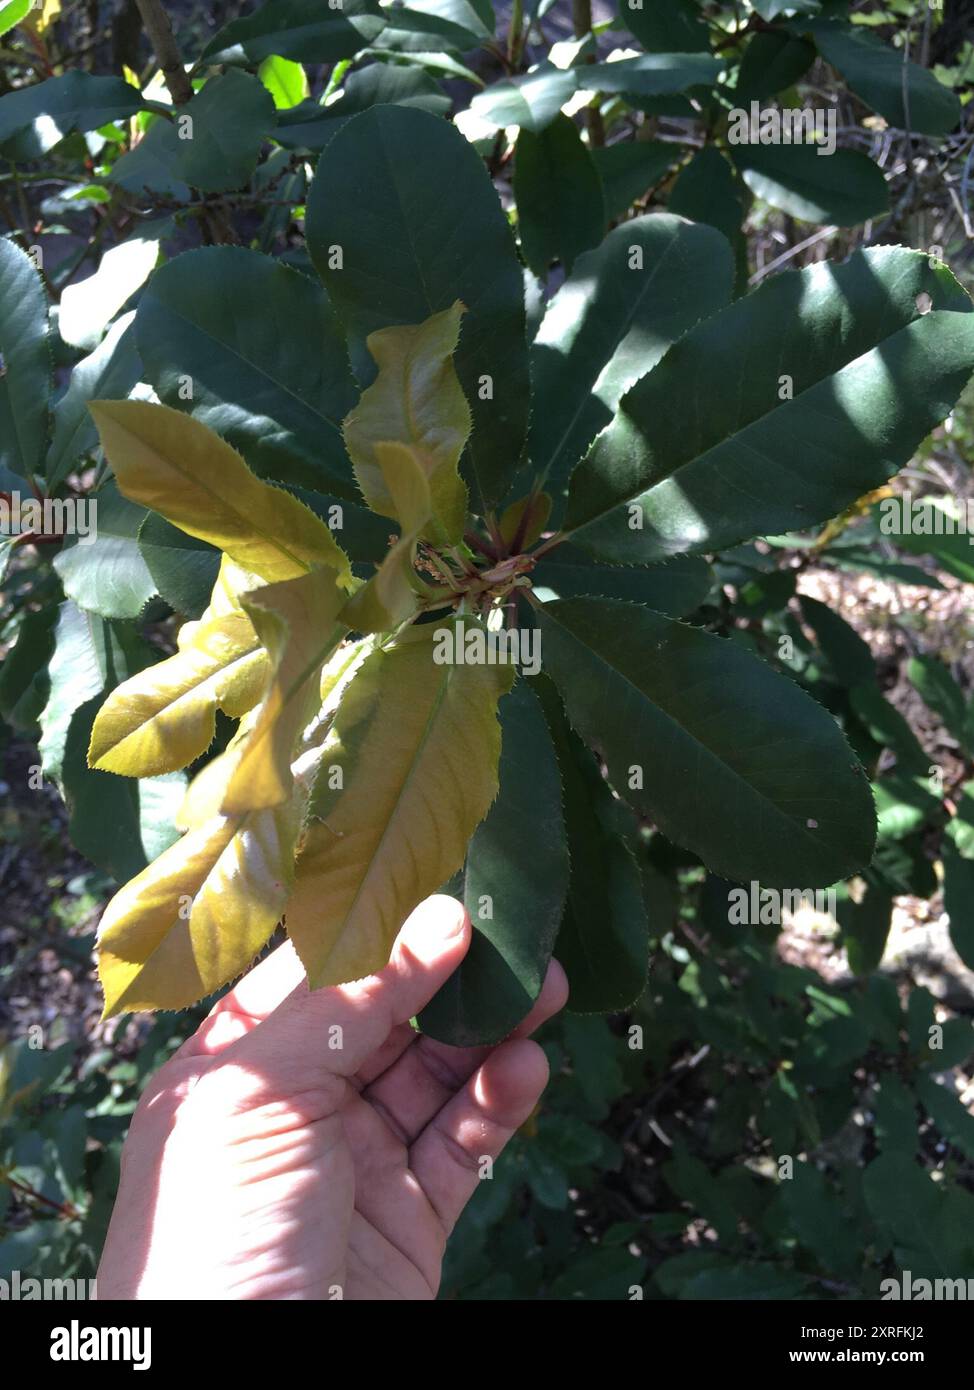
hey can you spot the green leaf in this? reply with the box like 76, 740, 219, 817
306, 105, 530, 509
529, 214, 733, 497
0, 0, 31, 39
838, 879, 893, 974
0, 74, 145, 160
943, 842, 974, 972
46, 313, 141, 491
849, 683, 929, 777
871, 833, 936, 899
419, 680, 569, 1046
537, 597, 876, 886
563, 247, 974, 563
342, 303, 470, 544
804, 19, 961, 135
286, 622, 513, 987
514, 115, 605, 279
533, 673, 649, 1012
38, 601, 150, 784
62, 696, 186, 885
138, 514, 221, 620
872, 1075, 918, 1154
0, 605, 58, 731
109, 71, 275, 196
753, 0, 820, 17
375, 0, 485, 51
590, 140, 679, 222
779, 1163, 859, 1272
202, 0, 385, 64
732, 144, 889, 226
532, 546, 712, 618
58, 231, 160, 351
861, 1151, 969, 1275
468, 62, 577, 133
616, 0, 710, 52
668, 147, 747, 251
873, 773, 941, 840
53, 482, 157, 620
88, 400, 353, 585
798, 594, 874, 685
272, 64, 449, 148
735, 31, 815, 100
136, 247, 359, 496
908, 654, 968, 747
0, 237, 51, 482
893, 504, 974, 584
258, 54, 309, 108
945, 782, 974, 860
917, 1075, 974, 1162
585, 54, 723, 99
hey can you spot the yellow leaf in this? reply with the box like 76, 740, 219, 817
89, 399, 352, 585
220, 566, 347, 814
97, 795, 301, 1015
342, 303, 471, 545
285, 621, 513, 988
33, 0, 62, 32
341, 442, 433, 634
88, 557, 270, 776
499, 490, 552, 551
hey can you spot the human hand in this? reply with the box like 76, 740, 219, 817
96, 895, 567, 1300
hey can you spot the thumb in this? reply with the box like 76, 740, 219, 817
221, 895, 472, 1094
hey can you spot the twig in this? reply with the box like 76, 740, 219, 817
134, 0, 192, 104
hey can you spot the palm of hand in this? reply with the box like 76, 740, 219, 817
97, 898, 564, 1301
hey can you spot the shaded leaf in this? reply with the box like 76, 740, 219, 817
530, 214, 733, 498
533, 673, 648, 1011
732, 144, 889, 226
203, 0, 385, 64
538, 597, 876, 886
46, 314, 141, 491
563, 248, 974, 562
805, 19, 961, 135
306, 105, 530, 509
53, 482, 156, 620
0, 237, 51, 481
0, 74, 144, 160
514, 115, 605, 279
136, 247, 359, 495
419, 680, 569, 1045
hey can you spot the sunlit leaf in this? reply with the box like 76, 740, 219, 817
89, 399, 352, 584
286, 622, 512, 987
343, 303, 470, 545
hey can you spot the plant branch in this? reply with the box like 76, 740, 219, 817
134, 0, 193, 104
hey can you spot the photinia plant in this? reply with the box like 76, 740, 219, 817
51, 105, 974, 1045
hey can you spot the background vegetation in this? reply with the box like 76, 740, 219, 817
2, 0, 974, 1299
